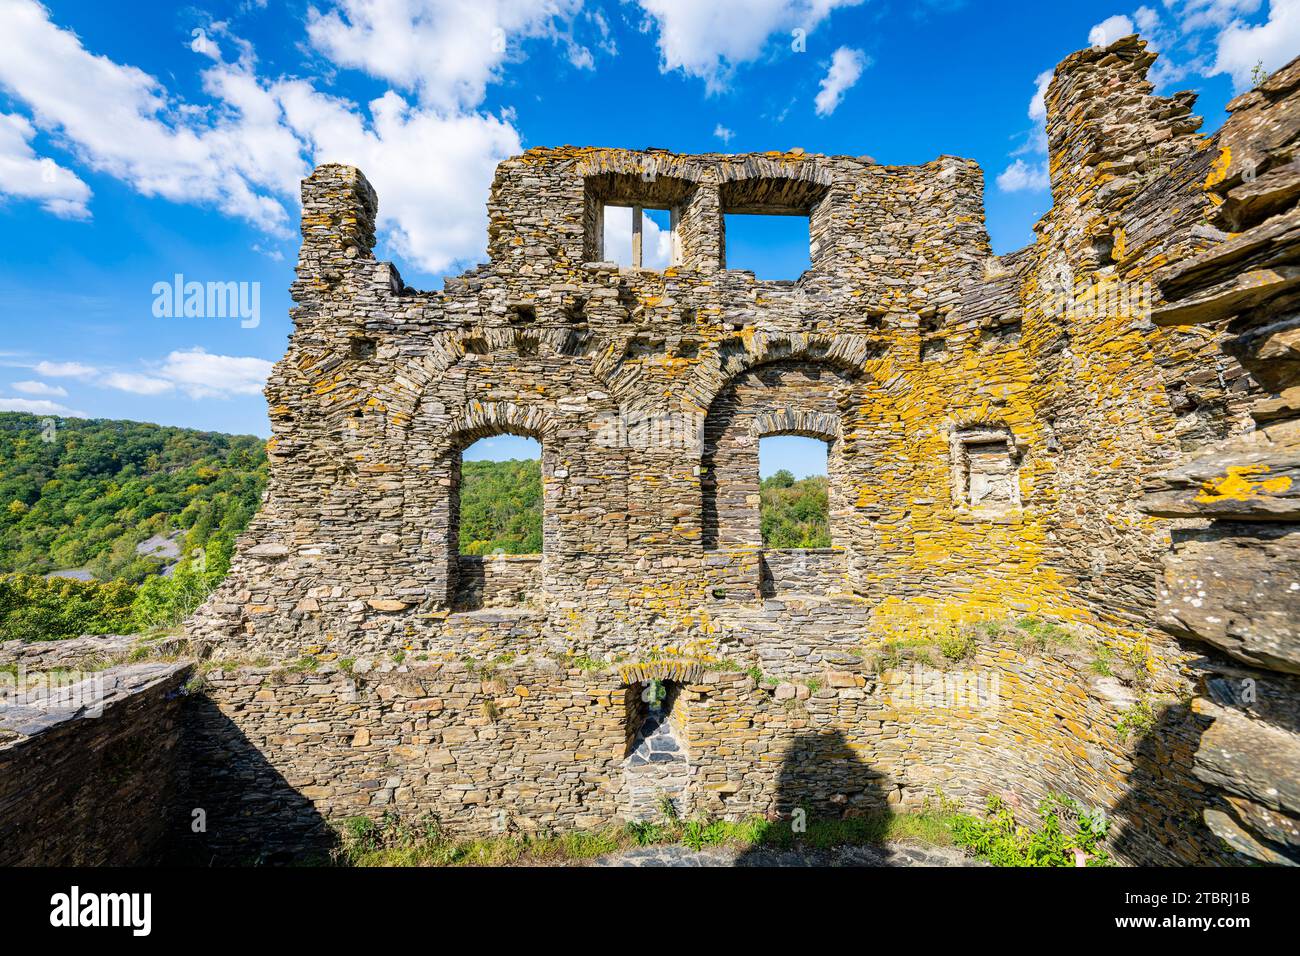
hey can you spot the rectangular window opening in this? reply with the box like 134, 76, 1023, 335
602, 204, 678, 270
723, 213, 811, 280
954, 433, 1020, 512
458, 436, 543, 557
758, 436, 830, 549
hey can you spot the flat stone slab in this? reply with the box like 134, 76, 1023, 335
590, 842, 982, 867
0, 661, 191, 739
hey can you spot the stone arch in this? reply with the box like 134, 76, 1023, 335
700, 355, 861, 553
684, 330, 878, 412
617, 661, 708, 685
749, 409, 841, 443
447, 400, 558, 448
395, 396, 560, 609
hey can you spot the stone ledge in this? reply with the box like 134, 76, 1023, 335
0, 661, 192, 741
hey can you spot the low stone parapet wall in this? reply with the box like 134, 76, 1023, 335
0, 660, 191, 865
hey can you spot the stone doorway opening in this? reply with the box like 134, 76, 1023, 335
622, 679, 689, 821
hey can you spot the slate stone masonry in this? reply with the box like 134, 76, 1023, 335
169, 37, 1298, 865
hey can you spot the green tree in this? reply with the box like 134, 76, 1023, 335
0, 412, 267, 582
759, 473, 830, 548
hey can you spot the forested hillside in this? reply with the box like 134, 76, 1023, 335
459, 458, 543, 554
0, 412, 267, 582
0, 415, 831, 640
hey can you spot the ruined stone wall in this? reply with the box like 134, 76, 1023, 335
1140, 54, 1300, 866
181, 37, 1292, 862
187, 640, 1224, 865
0, 660, 191, 866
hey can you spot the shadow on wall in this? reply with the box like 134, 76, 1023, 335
167, 695, 333, 866
1106, 670, 1241, 866
734, 728, 893, 865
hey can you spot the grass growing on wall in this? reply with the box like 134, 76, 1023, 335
332, 793, 1111, 867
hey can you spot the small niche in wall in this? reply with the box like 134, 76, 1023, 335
1092, 233, 1117, 268
349, 336, 376, 360
918, 308, 943, 334
980, 319, 1022, 349
920, 337, 948, 362
951, 426, 1021, 513
509, 303, 537, 325
562, 296, 587, 324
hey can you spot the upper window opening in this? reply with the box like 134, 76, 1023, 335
603, 204, 677, 270
759, 435, 830, 548
723, 213, 811, 280
458, 436, 542, 556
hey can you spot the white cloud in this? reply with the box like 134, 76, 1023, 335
276, 84, 521, 274
814, 46, 869, 117
601, 205, 673, 269
1211, 0, 1300, 91
0, 112, 91, 219
997, 159, 1050, 193
11, 380, 67, 397
305, 0, 587, 110
0, 1, 552, 275
190, 27, 222, 60
36, 349, 274, 401
1028, 69, 1053, 123
101, 372, 175, 396
1089, 14, 1136, 47
714, 123, 735, 145
1135, 4, 1161, 32
33, 360, 98, 379
0, 397, 86, 417
0, 0, 300, 234
637, 0, 864, 93
999, 70, 1052, 192
153, 348, 273, 399
1178, 0, 1264, 31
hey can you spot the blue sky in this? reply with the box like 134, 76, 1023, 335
0, 0, 1294, 477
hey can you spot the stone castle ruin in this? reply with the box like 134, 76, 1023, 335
2, 36, 1296, 866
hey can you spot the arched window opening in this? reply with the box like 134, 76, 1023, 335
453, 434, 543, 610
458, 435, 542, 555
759, 436, 830, 548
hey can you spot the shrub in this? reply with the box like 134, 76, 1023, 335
1116, 696, 1159, 742
948, 794, 1111, 866
1012, 616, 1075, 655
131, 563, 222, 631
938, 628, 978, 663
